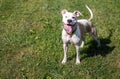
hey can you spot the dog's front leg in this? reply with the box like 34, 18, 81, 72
75, 45, 80, 64
62, 43, 68, 64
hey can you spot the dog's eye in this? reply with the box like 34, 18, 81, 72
72, 17, 75, 19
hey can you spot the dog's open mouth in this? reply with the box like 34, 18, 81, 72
66, 24, 73, 26
64, 23, 74, 34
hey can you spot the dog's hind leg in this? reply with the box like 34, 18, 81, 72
90, 32, 101, 47
80, 36, 85, 48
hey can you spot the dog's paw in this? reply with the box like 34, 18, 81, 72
76, 61, 80, 65
80, 45, 84, 48
62, 60, 67, 64
61, 61, 66, 64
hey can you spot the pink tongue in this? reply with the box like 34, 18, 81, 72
64, 24, 72, 33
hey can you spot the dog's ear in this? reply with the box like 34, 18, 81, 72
73, 11, 82, 17
61, 9, 68, 15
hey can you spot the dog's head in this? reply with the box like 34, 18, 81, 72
61, 9, 82, 25
61, 9, 82, 34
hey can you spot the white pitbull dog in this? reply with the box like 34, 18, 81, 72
61, 5, 100, 64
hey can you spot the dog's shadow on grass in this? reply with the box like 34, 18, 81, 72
68, 31, 115, 61
81, 37, 115, 60
82, 30, 115, 58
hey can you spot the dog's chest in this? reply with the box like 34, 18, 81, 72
66, 35, 73, 43
62, 29, 80, 44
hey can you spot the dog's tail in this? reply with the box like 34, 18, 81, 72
86, 5, 93, 21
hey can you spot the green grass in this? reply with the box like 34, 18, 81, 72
0, 0, 120, 79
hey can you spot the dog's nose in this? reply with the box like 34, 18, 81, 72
67, 19, 72, 23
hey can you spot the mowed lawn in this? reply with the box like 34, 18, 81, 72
0, 0, 120, 79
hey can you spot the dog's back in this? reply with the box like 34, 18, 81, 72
77, 20, 92, 35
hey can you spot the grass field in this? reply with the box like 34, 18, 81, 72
0, 0, 120, 79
